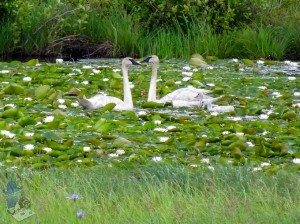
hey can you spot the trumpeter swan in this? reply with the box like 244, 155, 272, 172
77, 57, 140, 111
142, 55, 219, 107
195, 93, 234, 113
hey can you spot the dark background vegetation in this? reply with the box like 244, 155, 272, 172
0, 0, 299, 60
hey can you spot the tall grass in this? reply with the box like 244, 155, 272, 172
1, 164, 299, 223
0, 22, 14, 56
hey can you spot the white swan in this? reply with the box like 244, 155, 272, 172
194, 93, 235, 113
77, 57, 140, 111
142, 55, 213, 105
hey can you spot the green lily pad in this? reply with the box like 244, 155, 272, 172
3, 84, 25, 95
35, 85, 51, 99
113, 137, 132, 148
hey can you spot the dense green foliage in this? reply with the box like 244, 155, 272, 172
1, 164, 300, 223
0, 0, 300, 59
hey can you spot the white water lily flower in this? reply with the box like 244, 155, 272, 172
262, 131, 268, 135
43, 147, 52, 153
129, 82, 134, 89
222, 131, 230, 135
239, 68, 245, 71
81, 80, 89, 85
192, 68, 199, 72
292, 158, 300, 164
292, 103, 300, 108
57, 98, 65, 104
190, 164, 198, 168
232, 58, 238, 62
24, 97, 33, 101
152, 156, 162, 162
25, 132, 34, 137
183, 66, 191, 70
201, 158, 210, 164
294, 92, 300, 97
259, 114, 269, 119
182, 77, 191, 82
137, 111, 147, 116
256, 60, 264, 64
112, 69, 121, 73
288, 76, 296, 81
116, 149, 125, 155
23, 76, 32, 82
284, 60, 298, 67
102, 78, 109, 82
261, 162, 271, 167
58, 104, 67, 109
72, 68, 82, 74
258, 86, 267, 90
159, 137, 169, 142
272, 91, 282, 97
71, 102, 79, 107
252, 167, 262, 172
207, 66, 214, 70
83, 146, 91, 152
236, 132, 244, 137
206, 83, 215, 87
5, 104, 16, 108
208, 165, 215, 171
56, 59, 63, 64
175, 81, 182, 85
182, 71, 193, 77
246, 141, 254, 147
92, 69, 100, 74
154, 127, 168, 132
0, 70, 10, 73
82, 65, 92, 69
77, 159, 83, 163
166, 125, 176, 130
1, 130, 15, 139
44, 116, 54, 123
108, 153, 119, 157
154, 120, 161, 125
210, 112, 218, 116
24, 144, 35, 151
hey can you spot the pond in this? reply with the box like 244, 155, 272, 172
0, 57, 299, 172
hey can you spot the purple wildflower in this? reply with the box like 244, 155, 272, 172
76, 210, 84, 218
67, 193, 80, 201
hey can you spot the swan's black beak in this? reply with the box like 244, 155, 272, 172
141, 56, 152, 63
129, 59, 141, 65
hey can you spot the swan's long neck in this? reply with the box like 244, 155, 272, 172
148, 62, 159, 102
122, 65, 133, 108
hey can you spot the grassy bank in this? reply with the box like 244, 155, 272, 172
0, 1, 299, 60
1, 163, 299, 223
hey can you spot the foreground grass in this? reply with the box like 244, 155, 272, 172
0, 164, 299, 223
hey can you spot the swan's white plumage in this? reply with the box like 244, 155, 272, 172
77, 57, 140, 111
204, 102, 235, 113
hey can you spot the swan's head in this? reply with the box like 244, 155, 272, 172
141, 55, 159, 64
122, 57, 141, 67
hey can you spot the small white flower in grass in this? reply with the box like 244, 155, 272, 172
256, 60, 264, 64
154, 127, 168, 132
112, 69, 121, 73
246, 141, 254, 147
108, 153, 119, 157
208, 166, 215, 171
182, 71, 193, 77
292, 158, 300, 164
24, 97, 33, 101
116, 149, 125, 155
56, 59, 63, 64
182, 77, 191, 82
259, 114, 269, 119
154, 120, 161, 125
103, 78, 109, 82
222, 131, 230, 135
82, 65, 92, 69
201, 158, 210, 164
0, 70, 10, 74
152, 156, 162, 162
1, 130, 15, 139
261, 162, 271, 167
42, 147, 52, 153
159, 137, 169, 142
58, 104, 67, 109
206, 83, 215, 87
44, 116, 54, 123
83, 146, 91, 152
258, 86, 267, 90
57, 98, 65, 104
175, 81, 182, 85
25, 132, 34, 137
182, 66, 191, 70
236, 132, 244, 137
23, 76, 32, 82
24, 144, 35, 151
232, 58, 238, 62
252, 167, 262, 172
190, 164, 198, 168
288, 76, 296, 81
81, 80, 89, 85
71, 102, 79, 107
294, 92, 300, 97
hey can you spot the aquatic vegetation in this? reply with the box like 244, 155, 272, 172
0, 58, 299, 173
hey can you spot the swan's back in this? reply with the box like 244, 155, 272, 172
158, 87, 209, 103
